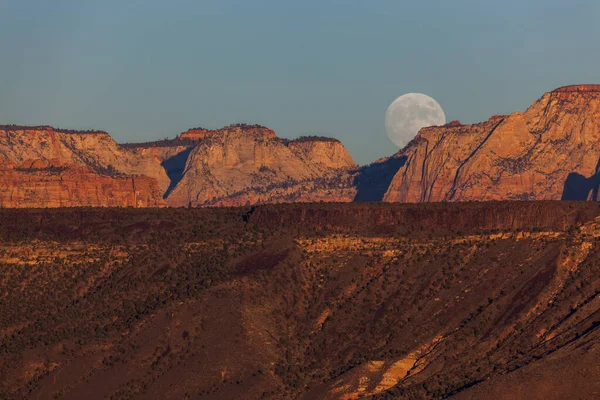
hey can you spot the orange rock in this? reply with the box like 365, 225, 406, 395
552, 84, 600, 93
178, 124, 277, 141
488, 114, 507, 122
0, 124, 356, 207
0, 159, 16, 170
445, 120, 462, 127
0, 166, 166, 208
28, 159, 48, 169
165, 131, 356, 207
384, 85, 600, 202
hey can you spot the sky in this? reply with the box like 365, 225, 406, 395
1, 0, 600, 165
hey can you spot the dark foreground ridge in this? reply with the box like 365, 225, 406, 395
0, 202, 599, 399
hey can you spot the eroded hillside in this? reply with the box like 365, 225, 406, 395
0, 203, 599, 399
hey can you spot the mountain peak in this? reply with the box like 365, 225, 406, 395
385, 86, 600, 202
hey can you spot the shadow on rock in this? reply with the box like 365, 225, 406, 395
162, 147, 194, 199
561, 158, 600, 201
353, 155, 407, 202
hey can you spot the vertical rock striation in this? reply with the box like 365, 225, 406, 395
384, 85, 600, 202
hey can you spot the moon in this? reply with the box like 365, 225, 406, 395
385, 93, 446, 148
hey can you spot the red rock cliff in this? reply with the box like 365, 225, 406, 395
0, 162, 165, 208
165, 130, 356, 207
384, 85, 600, 202
178, 124, 277, 141
0, 124, 356, 207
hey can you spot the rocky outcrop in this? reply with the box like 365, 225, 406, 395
0, 125, 356, 207
165, 131, 356, 207
552, 84, 600, 93
444, 120, 463, 128
384, 85, 600, 202
0, 126, 175, 192
0, 160, 165, 208
178, 124, 277, 141
285, 137, 355, 172
205, 137, 358, 206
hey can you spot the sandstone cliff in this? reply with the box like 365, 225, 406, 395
285, 137, 355, 172
164, 130, 356, 206
0, 160, 165, 208
178, 124, 277, 141
0, 126, 175, 194
0, 124, 356, 207
384, 85, 600, 202
205, 174, 357, 206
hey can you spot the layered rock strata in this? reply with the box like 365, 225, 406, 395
0, 125, 356, 207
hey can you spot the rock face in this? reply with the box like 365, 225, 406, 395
0, 124, 356, 207
285, 137, 355, 171
178, 124, 277, 141
0, 127, 172, 207
384, 85, 600, 202
0, 160, 165, 208
0, 126, 175, 192
164, 131, 356, 207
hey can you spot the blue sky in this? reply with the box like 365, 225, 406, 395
1, 0, 599, 164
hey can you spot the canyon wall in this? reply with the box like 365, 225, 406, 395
5, 84, 600, 208
384, 85, 600, 202
0, 125, 356, 207
164, 130, 356, 207
0, 161, 165, 208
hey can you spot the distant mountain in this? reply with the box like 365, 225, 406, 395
150, 125, 357, 207
0, 124, 356, 207
0, 127, 167, 208
384, 85, 600, 202
4, 85, 600, 208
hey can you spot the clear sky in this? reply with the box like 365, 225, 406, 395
1, 0, 600, 164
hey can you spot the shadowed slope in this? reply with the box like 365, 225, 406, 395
161, 147, 193, 199
353, 156, 407, 202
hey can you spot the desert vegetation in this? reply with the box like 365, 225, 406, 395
0, 203, 599, 399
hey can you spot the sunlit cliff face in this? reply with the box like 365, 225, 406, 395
384, 85, 600, 203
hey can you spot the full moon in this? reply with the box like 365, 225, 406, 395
385, 93, 446, 148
